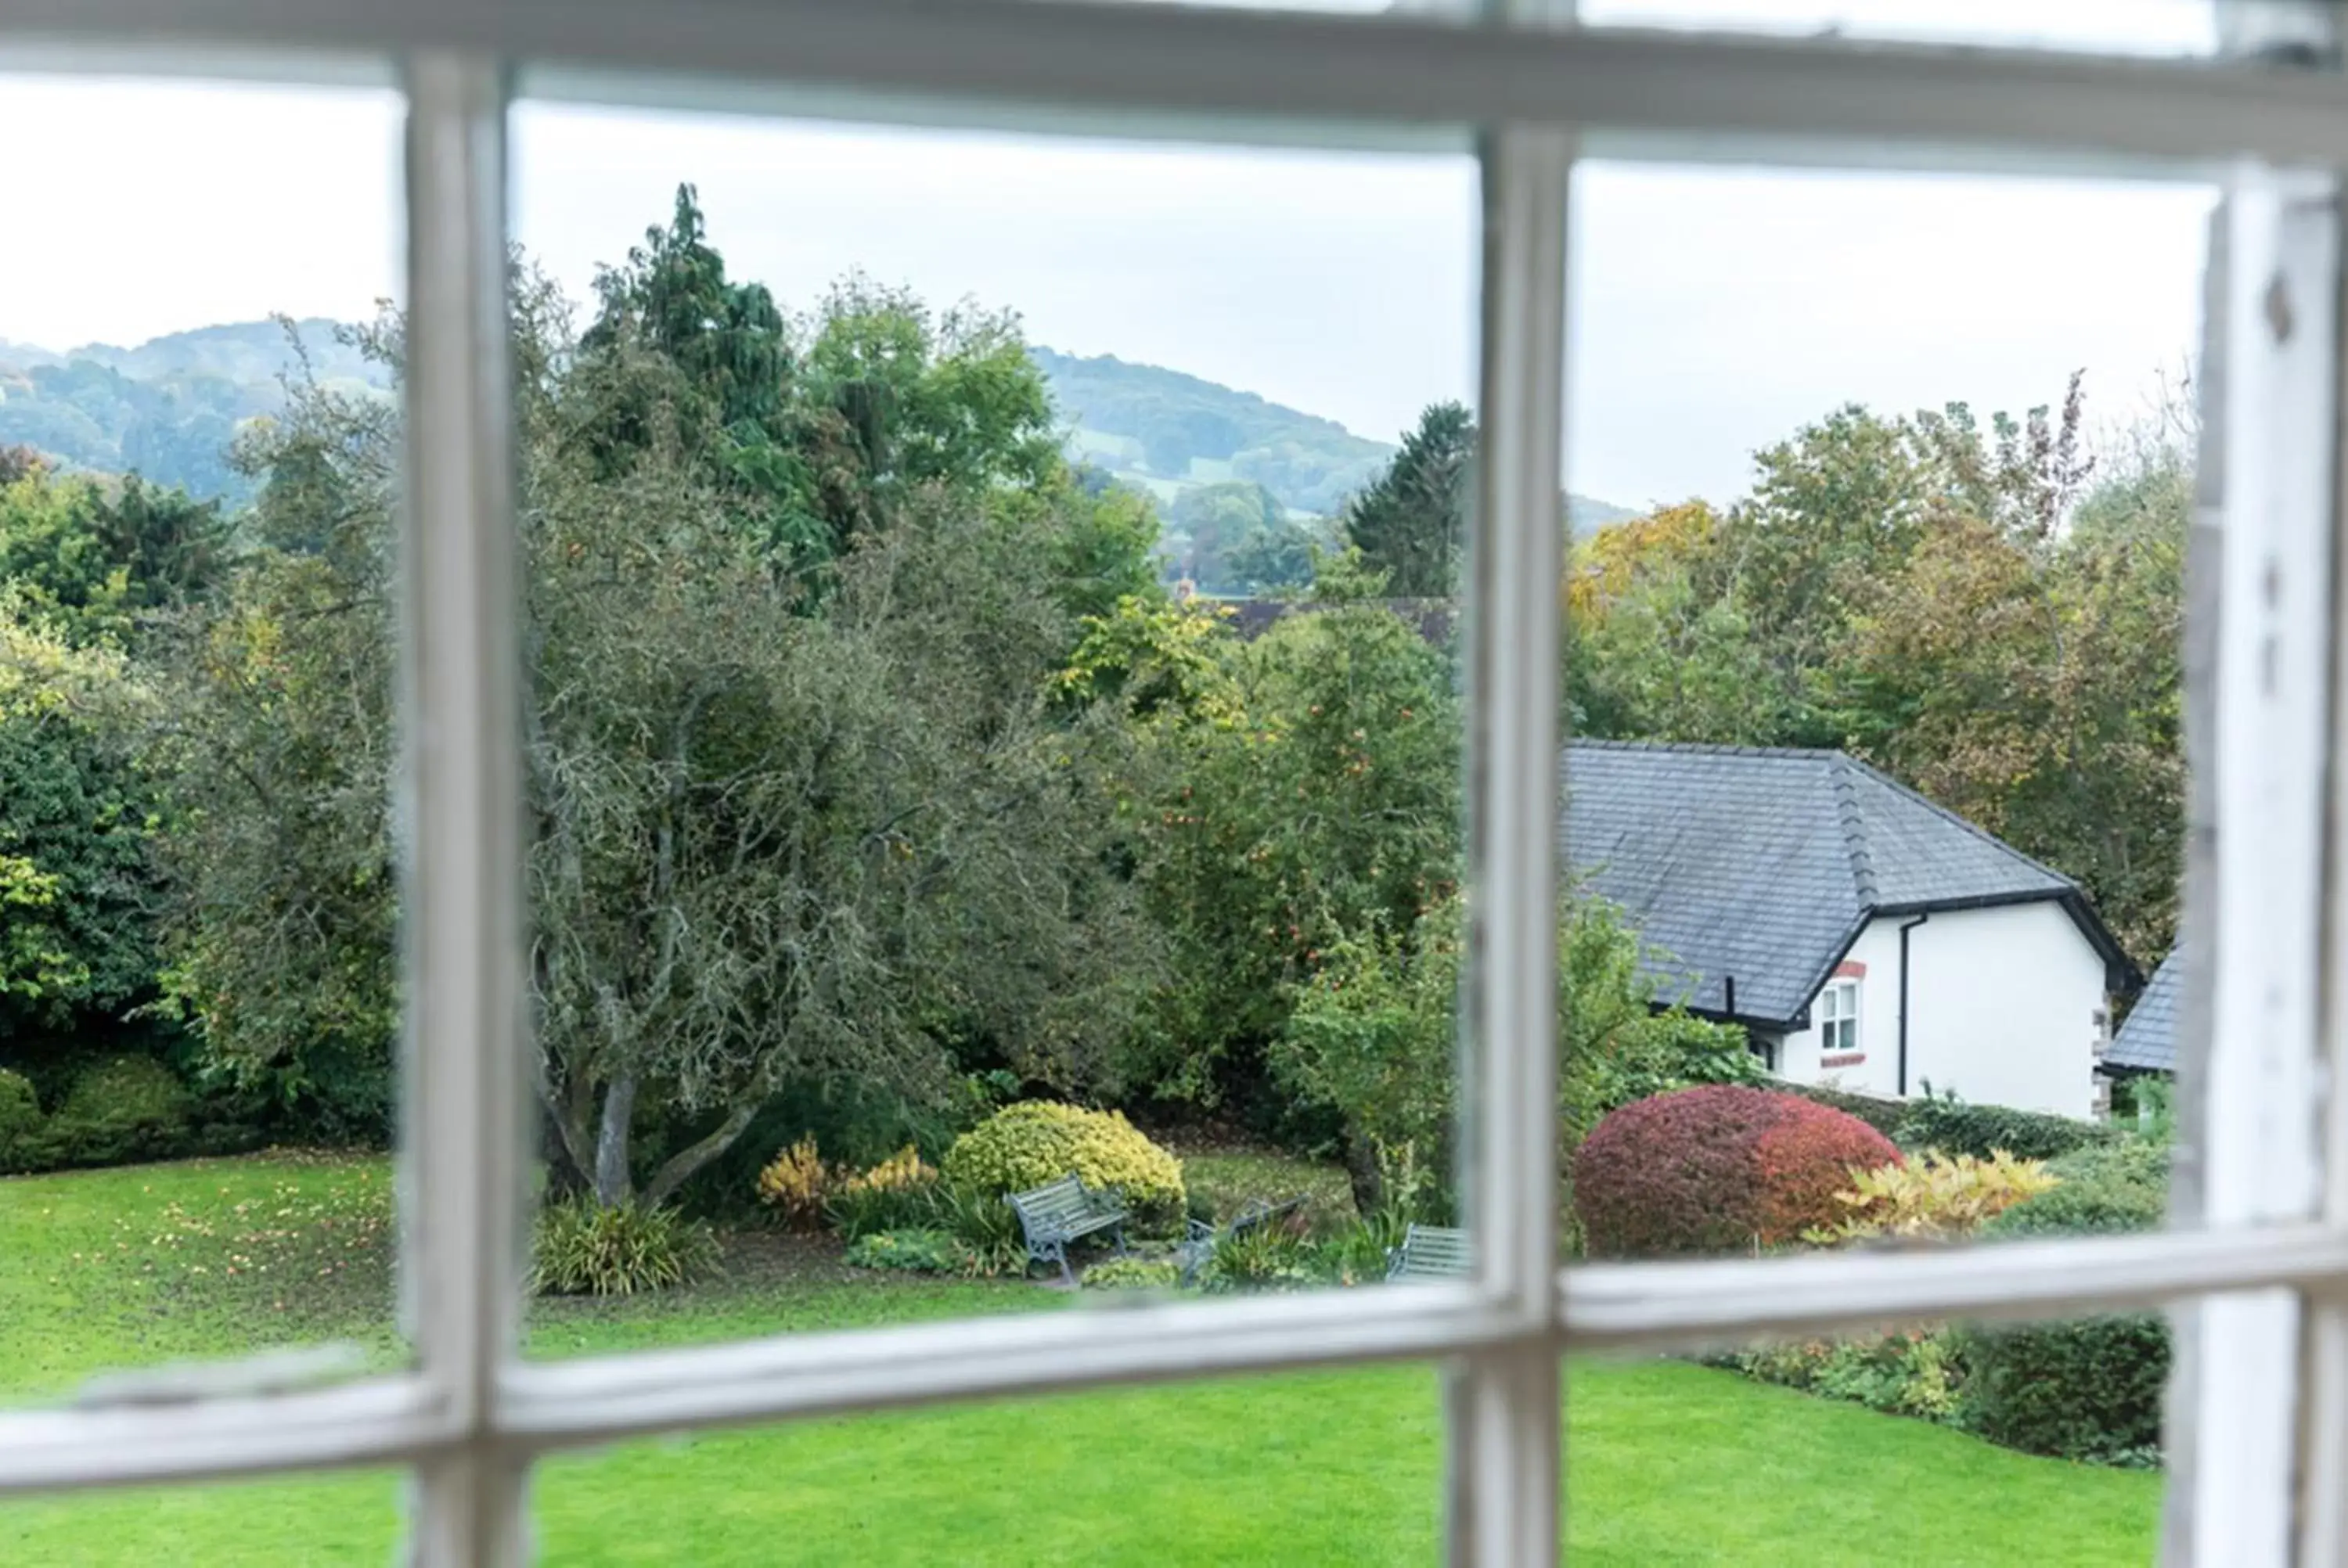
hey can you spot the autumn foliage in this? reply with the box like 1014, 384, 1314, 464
1574, 1085, 1900, 1257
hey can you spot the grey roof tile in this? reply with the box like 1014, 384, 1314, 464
1561, 740, 2086, 1027
2108, 947, 2180, 1073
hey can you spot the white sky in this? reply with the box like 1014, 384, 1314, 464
0, 53, 2214, 509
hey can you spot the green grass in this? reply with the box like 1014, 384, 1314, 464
0, 1153, 2163, 1563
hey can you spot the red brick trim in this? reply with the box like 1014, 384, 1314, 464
1820, 1052, 1866, 1069
1834, 960, 1867, 979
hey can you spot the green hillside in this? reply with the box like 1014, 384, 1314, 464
1034, 345, 1392, 518
0, 319, 388, 506
1035, 346, 1630, 533
0, 322, 1629, 532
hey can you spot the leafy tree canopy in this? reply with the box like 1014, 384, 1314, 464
161, 205, 1165, 1207
1342, 401, 1475, 599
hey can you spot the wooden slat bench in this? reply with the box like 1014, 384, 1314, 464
1007, 1174, 1129, 1285
1385, 1223, 1472, 1282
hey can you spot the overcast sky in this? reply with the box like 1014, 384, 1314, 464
0, 56, 2213, 509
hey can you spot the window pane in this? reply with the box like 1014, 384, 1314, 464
0, 1470, 405, 1565
533, 1364, 1444, 1563
1568, 1329, 2165, 1563
1559, 150, 2202, 1549
506, 100, 1482, 1366
1562, 158, 2201, 1146
0, 74, 405, 1408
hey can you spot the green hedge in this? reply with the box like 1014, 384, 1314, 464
49, 1056, 194, 1166
1777, 1082, 1910, 1139
0, 1069, 40, 1167
1896, 1091, 2119, 1163
1954, 1149, 2170, 1465
0, 1054, 272, 1175
1777, 1083, 2116, 1163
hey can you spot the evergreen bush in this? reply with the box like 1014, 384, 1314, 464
1894, 1088, 2118, 1163
43, 1055, 193, 1167
1574, 1085, 1900, 1257
942, 1102, 1186, 1233
0, 1068, 41, 1169
1955, 1149, 2170, 1464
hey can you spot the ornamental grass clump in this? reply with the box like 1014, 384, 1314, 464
531, 1195, 718, 1296
826, 1144, 942, 1240
755, 1137, 835, 1232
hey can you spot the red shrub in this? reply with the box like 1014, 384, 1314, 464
1574, 1085, 1900, 1258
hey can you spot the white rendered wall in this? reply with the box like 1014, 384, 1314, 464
1770, 901, 2105, 1117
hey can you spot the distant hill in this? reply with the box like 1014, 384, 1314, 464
0, 319, 389, 507
0, 320, 1631, 533
1032, 346, 1630, 533
1034, 346, 1392, 519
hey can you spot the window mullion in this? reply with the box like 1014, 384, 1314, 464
397, 49, 530, 1568
1452, 119, 1570, 1568
2173, 86, 2342, 1557
2302, 162, 2348, 1557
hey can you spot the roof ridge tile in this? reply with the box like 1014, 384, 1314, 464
1565, 737, 1842, 760
1826, 756, 1880, 903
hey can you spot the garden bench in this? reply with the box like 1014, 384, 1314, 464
1007, 1174, 1129, 1285
1176, 1194, 1309, 1286
1385, 1223, 1472, 1283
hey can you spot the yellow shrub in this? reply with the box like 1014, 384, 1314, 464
942, 1102, 1186, 1232
1805, 1149, 2059, 1246
755, 1137, 834, 1232
839, 1144, 937, 1196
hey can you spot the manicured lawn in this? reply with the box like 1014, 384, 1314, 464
0, 1154, 2163, 1563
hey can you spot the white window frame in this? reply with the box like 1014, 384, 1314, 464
2, 3, 2346, 1565
1818, 977, 1859, 1059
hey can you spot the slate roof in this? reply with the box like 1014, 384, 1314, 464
1561, 740, 2131, 1028
2108, 947, 2180, 1073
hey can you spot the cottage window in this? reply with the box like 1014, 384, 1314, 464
1818, 978, 1860, 1061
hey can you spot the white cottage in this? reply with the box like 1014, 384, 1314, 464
1562, 740, 2141, 1119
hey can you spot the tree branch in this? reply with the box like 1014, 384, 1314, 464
642, 1102, 762, 1209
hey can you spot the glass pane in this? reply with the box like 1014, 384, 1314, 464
1579, 0, 2217, 58
534, 1364, 1444, 1563
0, 1471, 405, 1566
1558, 153, 2200, 1548
1562, 160, 2202, 1239
1568, 1333, 2164, 1563
506, 100, 1481, 1362
0, 75, 405, 1406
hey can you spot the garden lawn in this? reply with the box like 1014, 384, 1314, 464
0, 1154, 2163, 1564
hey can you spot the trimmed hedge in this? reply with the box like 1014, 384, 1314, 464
1779, 1082, 2116, 1163
0, 1055, 272, 1175
1778, 1081, 1910, 1140
0, 1069, 39, 1167
48, 1055, 195, 1167
1955, 1147, 2170, 1464
1575, 1085, 1901, 1257
942, 1101, 1186, 1233
1896, 1091, 2118, 1163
